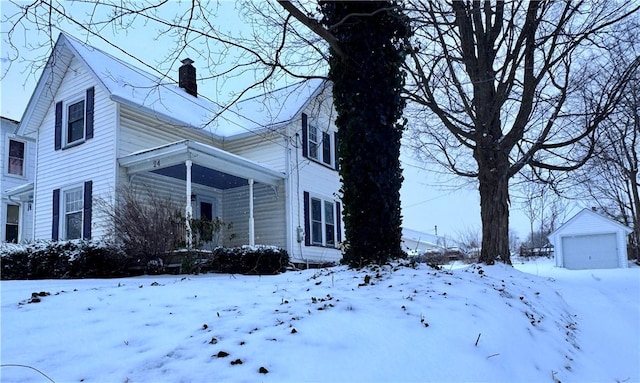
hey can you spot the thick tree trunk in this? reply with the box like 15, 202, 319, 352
320, 2, 409, 267
476, 148, 512, 265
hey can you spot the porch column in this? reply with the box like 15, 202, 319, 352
185, 160, 193, 249
248, 178, 255, 246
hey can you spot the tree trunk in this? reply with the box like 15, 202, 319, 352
320, 2, 409, 267
476, 147, 512, 265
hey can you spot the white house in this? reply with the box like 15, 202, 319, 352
401, 227, 454, 255
548, 208, 632, 269
10, 33, 343, 265
1, 116, 35, 242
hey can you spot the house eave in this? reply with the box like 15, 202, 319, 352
5, 182, 34, 201
118, 140, 285, 186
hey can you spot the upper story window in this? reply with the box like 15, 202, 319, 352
67, 100, 86, 144
302, 113, 338, 171
308, 125, 319, 160
7, 139, 25, 176
54, 87, 94, 151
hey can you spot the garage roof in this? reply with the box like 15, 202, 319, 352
548, 208, 632, 241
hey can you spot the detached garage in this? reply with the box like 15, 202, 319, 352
548, 208, 632, 270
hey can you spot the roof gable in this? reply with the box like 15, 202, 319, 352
19, 34, 220, 136
549, 208, 633, 239
18, 33, 329, 139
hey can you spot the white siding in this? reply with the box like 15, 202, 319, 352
2, 118, 36, 242
223, 133, 287, 172
286, 86, 343, 264
118, 106, 220, 157
223, 182, 286, 248
33, 56, 118, 240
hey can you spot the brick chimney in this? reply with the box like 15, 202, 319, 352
179, 58, 197, 97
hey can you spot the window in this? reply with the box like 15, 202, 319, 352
67, 100, 85, 144
308, 125, 319, 161
301, 113, 338, 170
64, 188, 83, 240
324, 201, 335, 246
304, 191, 341, 248
55, 87, 94, 150
8, 139, 25, 176
5, 204, 19, 242
311, 198, 323, 245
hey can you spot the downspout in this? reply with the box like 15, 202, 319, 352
284, 136, 293, 258
185, 159, 193, 249
295, 132, 307, 265
248, 178, 255, 246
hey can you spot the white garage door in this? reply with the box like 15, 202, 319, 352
562, 233, 618, 269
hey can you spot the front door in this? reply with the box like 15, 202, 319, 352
196, 197, 217, 249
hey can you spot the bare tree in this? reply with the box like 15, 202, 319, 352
404, 1, 640, 264
575, 68, 640, 262
96, 185, 182, 264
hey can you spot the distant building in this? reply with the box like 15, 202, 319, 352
548, 208, 632, 269
401, 227, 461, 256
1, 116, 35, 242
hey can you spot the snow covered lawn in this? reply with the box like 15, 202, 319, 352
1, 258, 638, 382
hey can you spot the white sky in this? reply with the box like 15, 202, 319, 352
0, 1, 541, 242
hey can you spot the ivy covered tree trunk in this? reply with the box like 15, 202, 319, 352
320, 2, 410, 267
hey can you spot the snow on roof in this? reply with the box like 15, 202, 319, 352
61, 34, 226, 134
62, 34, 327, 138
219, 78, 328, 135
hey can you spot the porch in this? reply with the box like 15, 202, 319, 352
118, 140, 287, 250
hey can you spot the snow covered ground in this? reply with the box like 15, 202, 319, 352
1, 257, 638, 383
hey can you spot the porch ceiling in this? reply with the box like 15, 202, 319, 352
118, 140, 285, 187
152, 164, 246, 190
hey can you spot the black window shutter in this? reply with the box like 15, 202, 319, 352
303, 191, 310, 246
334, 131, 339, 171
336, 202, 342, 244
52, 189, 60, 240
54, 102, 62, 150
301, 113, 308, 159
83, 181, 93, 240
322, 132, 331, 165
85, 87, 94, 139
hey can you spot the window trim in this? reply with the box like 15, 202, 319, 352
64, 96, 87, 148
302, 114, 337, 170
308, 124, 320, 162
5, 203, 20, 243
62, 186, 84, 240
305, 192, 339, 248
55, 87, 94, 151
6, 138, 26, 178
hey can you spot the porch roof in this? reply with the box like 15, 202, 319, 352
5, 182, 34, 201
118, 140, 285, 187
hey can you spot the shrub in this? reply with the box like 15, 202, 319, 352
209, 246, 289, 275
1, 240, 130, 280
1, 244, 30, 280
96, 185, 182, 264
68, 242, 129, 278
